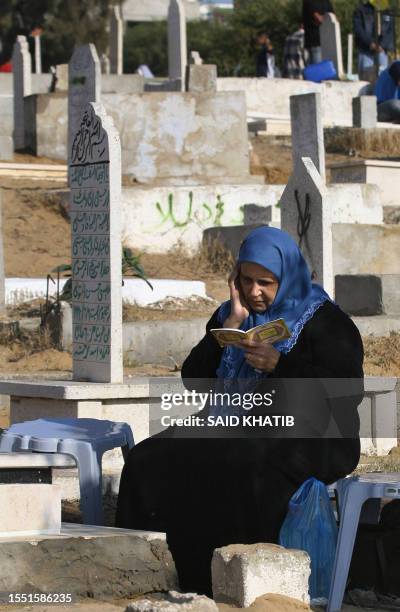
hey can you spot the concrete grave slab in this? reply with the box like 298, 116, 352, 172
217, 78, 369, 129
0, 523, 177, 598
0, 483, 61, 536
330, 159, 400, 208
186, 64, 217, 93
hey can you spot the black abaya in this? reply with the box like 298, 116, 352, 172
116, 301, 364, 595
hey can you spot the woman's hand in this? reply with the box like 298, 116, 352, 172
239, 339, 280, 373
223, 264, 250, 329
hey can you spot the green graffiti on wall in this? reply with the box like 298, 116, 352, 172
154, 191, 227, 229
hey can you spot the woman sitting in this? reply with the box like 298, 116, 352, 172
116, 226, 364, 595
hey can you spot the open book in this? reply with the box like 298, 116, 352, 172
211, 318, 290, 348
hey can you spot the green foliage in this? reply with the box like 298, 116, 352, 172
0, 0, 121, 69
124, 21, 168, 76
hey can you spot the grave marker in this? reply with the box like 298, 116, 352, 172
290, 93, 325, 182
12, 36, 32, 151
110, 5, 123, 75
168, 0, 187, 89
33, 33, 42, 74
280, 158, 333, 296
190, 50, 203, 65
320, 13, 344, 79
70, 103, 123, 383
101, 54, 111, 75
68, 45, 101, 169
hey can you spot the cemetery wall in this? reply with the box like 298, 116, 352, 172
103, 91, 249, 180
0, 73, 52, 95
217, 78, 369, 126
333, 224, 400, 275
101, 74, 144, 93
35, 91, 250, 180
119, 183, 382, 254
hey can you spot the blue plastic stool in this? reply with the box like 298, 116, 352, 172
0, 418, 134, 526
327, 473, 400, 612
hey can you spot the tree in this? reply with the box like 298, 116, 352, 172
0, 0, 122, 69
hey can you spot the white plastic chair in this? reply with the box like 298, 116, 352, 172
0, 418, 134, 526
328, 473, 400, 612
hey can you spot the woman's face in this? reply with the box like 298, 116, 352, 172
239, 262, 279, 312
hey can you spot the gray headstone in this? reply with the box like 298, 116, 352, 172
335, 274, 400, 316
110, 5, 123, 75
320, 12, 344, 79
12, 36, 32, 151
68, 45, 101, 169
352, 96, 377, 129
168, 0, 187, 89
185, 64, 217, 93
0, 191, 5, 313
280, 157, 333, 297
290, 93, 326, 182
70, 103, 123, 383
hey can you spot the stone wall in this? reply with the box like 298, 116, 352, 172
217, 78, 369, 126
121, 183, 275, 253
35, 91, 250, 181
101, 74, 144, 93
104, 91, 249, 180
333, 224, 400, 275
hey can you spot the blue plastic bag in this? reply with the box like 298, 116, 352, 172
279, 477, 338, 600
304, 60, 337, 83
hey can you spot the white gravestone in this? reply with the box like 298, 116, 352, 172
190, 50, 203, 65
320, 13, 344, 79
12, 36, 32, 151
68, 45, 101, 170
168, 0, 187, 89
101, 54, 111, 75
347, 33, 354, 77
110, 5, 123, 75
34, 34, 42, 74
280, 157, 333, 297
70, 103, 123, 383
290, 93, 326, 182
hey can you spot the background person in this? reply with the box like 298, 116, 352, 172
374, 60, 400, 122
116, 227, 364, 596
256, 31, 279, 78
302, 0, 334, 65
353, 0, 389, 82
283, 25, 307, 79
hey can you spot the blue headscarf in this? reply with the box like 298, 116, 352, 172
216, 226, 332, 383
